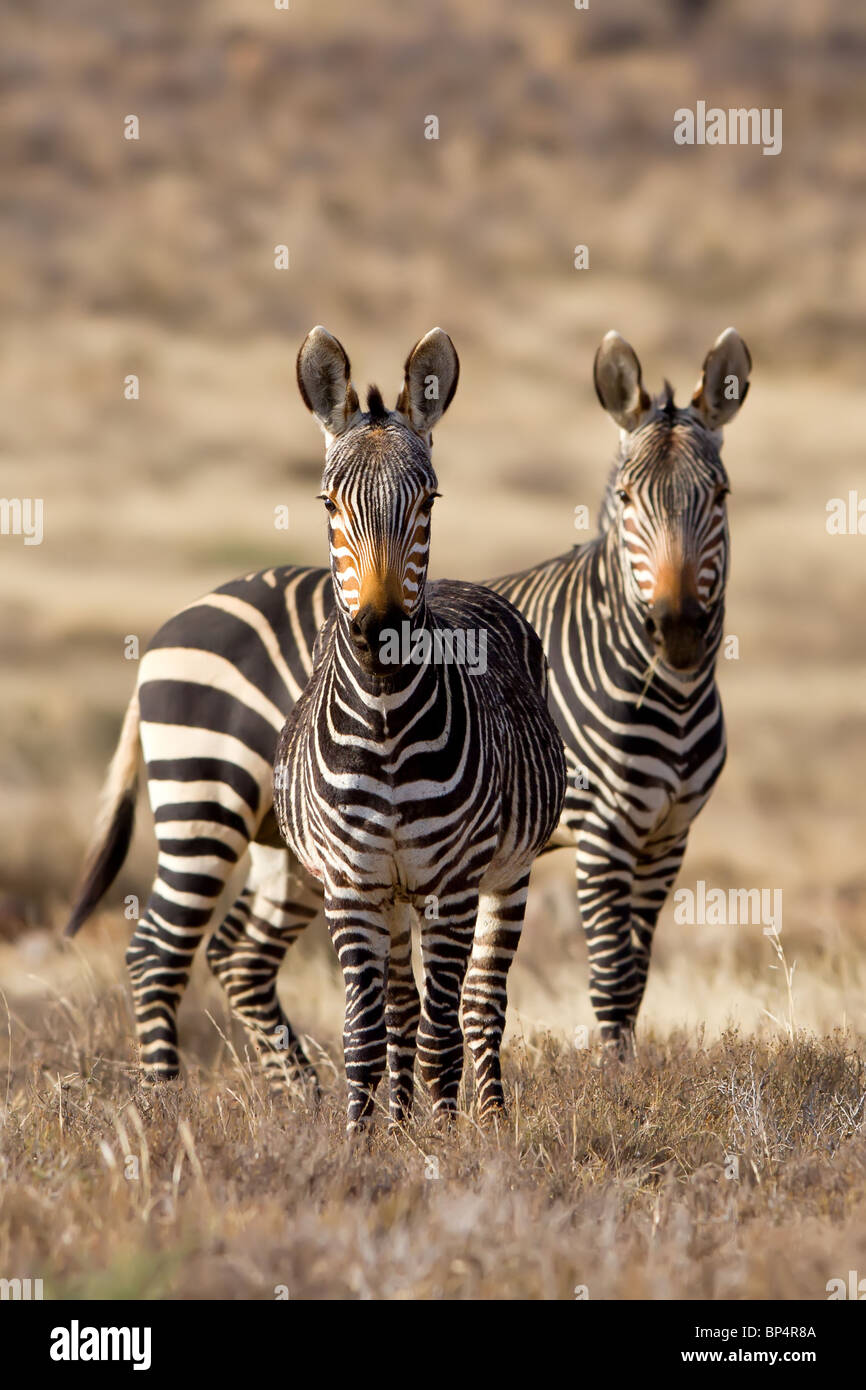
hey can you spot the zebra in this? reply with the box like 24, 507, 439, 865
65, 326, 750, 1079
271, 326, 565, 1129
491, 327, 751, 1056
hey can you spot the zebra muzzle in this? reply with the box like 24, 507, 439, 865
645, 596, 710, 672
350, 601, 409, 673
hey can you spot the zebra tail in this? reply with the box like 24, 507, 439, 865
64, 692, 140, 937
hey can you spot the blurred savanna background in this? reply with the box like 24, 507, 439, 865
1, 0, 865, 1300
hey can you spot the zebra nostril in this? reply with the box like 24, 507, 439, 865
645, 615, 658, 638
696, 610, 710, 635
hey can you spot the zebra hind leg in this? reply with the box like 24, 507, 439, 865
462, 876, 530, 1122
206, 846, 321, 1095
385, 902, 420, 1130
126, 848, 239, 1084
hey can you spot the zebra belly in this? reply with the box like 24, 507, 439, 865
285, 768, 507, 905
554, 750, 721, 853
327, 816, 502, 901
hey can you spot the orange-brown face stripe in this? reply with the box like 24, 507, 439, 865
357, 567, 406, 616
321, 433, 437, 619
651, 557, 700, 611
615, 409, 730, 613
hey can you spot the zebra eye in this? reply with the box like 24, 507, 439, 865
715, 486, 729, 503
322, 497, 338, 516
420, 493, 439, 515
617, 489, 630, 504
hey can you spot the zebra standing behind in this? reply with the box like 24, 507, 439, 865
273, 327, 566, 1130
492, 327, 751, 1056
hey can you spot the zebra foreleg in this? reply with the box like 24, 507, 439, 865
627, 831, 690, 1030
206, 849, 320, 1092
576, 836, 643, 1060
417, 896, 478, 1122
385, 903, 420, 1130
327, 894, 390, 1133
462, 876, 530, 1121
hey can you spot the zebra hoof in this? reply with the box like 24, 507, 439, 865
264, 1064, 321, 1108
345, 1118, 377, 1147
429, 1104, 458, 1132
387, 1102, 414, 1135
133, 1072, 183, 1118
598, 1027, 636, 1065
477, 1103, 506, 1130
139, 1069, 181, 1088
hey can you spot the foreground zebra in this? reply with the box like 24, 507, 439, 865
66, 326, 750, 1079
273, 327, 565, 1128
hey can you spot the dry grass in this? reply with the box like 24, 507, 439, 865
1, 0, 865, 1302
1, 962, 865, 1300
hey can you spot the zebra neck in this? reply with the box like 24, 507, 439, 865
593, 529, 721, 708
332, 609, 440, 707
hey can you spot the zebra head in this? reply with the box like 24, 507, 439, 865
593, 327, 751, 674
297, 326, 460, 675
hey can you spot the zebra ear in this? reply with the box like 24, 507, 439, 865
691, 328, 752, 430
297, 327, 362, 441
593, 331, 652, 433
395, 328, 459, 437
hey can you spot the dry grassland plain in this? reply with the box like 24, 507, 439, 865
1, 0, 864, 1301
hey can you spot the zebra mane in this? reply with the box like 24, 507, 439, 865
656, 380, 676, 418
366, 385, 389, 421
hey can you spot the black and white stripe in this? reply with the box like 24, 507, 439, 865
274, 327, 564, 1129
492, 329, 750, 1054
66, 327, 749, 1076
